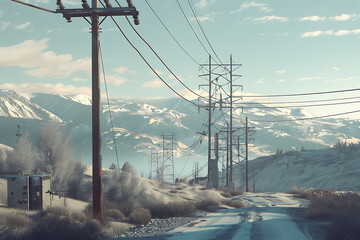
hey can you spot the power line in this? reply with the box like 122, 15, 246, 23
175, 0, 216, 62
99, 41, 121, 170
144, 0, 201, 66
113, 0, 209, 102
251, 109, 360, 122
187, 0, 224, 65
237, 99, 360, 109
234, 95, 360, 105
100, 0, 201, 107
236, 87, 360, 98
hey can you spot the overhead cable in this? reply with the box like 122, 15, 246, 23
114, 0, 209, 102
145, 0, 201, 66
251, 109, 360, 122
98, 0, 200, 107
237, 87, 360, 98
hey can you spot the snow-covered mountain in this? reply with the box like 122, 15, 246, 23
1, 89, 360, 176
0, 90, 61, 122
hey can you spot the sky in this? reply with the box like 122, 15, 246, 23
2, 0, 360, 118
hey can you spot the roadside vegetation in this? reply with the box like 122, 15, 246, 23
290, 186, 360, 240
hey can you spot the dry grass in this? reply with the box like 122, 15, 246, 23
146, 201, 196, 219
105, 209, 125, 221
305, 190, 360, 240
195, 199, 220, 210
306, 191, 360, 219
230, 190, 243, 196
129, 208, 152, 225
222, 199, 246, 208
0, 206, 131, 240
220, 192, 232, 198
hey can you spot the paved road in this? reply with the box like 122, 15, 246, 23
112, 193, 329, 240
165, 193, 328, 240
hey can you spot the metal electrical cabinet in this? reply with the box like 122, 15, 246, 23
7, 175, 51, 210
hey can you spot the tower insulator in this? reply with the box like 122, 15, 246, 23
82, 0, 90, 9
104, 0, 112, 8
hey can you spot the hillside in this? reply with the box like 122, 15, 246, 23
234, 146, 360, 192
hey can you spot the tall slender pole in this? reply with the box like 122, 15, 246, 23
246, 117, 249, 192
226, 125, 229, 187
229, 55, 233, 184
207, 54, 212, 183
91, 0, 102, 222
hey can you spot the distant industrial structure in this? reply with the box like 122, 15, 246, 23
7, 175, 51, 211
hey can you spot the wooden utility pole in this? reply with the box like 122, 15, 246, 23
12, 0, 140, 222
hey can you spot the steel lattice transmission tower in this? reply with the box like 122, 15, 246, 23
161, 133, 176, 183
150, 151, 160, 180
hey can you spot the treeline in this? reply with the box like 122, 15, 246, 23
0, 124, 91, 201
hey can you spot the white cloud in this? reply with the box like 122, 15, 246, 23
190, 11, 218, 22
277, 79, 286, 82
255, 78, 264, 84
275, 69, 286, 74
0, 38, 91, 78
332, 66, 340, 71
167, 74, 183, 81
190, 16, 213, 22
298, 76, 324, 81
253, 15, 288, 23
113, 66, 136, 74
1, 22, 10, 31
326, 76, 358, 83
102, 75, 133, 86
331, 14, 356, 21
300, 16, 326, 22
231, 1, 272, 14
195, 0, 215, 9
302, 29, 360, 38
0, 82, 91, 96
142, 79, 164, 88
15, 22, 31, 30
149, 69, 164, 76
72, 77, 88, 82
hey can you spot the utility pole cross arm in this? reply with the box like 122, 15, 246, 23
56, 7, 138, 18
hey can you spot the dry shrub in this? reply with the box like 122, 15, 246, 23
175, 187, 183, 190
129, 208, 152, 225
29, 207, 102, 240
306, 191, 360, 220
116, 201, 139, 217
220, 192, 231, 198
1, 213, 32, 229
146, 201, 196, 218
195, 199, 220, 210
230, 190, 243, 196
170, 189, 178, 194
105, 209, 125, 221
222, 199, 245, 208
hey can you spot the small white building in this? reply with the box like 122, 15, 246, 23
7, 175, 51, 210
